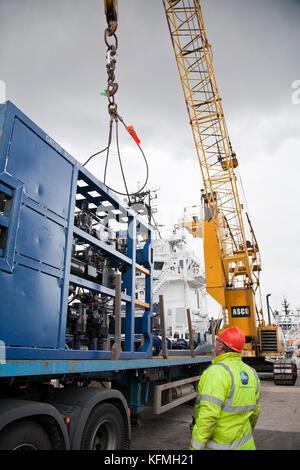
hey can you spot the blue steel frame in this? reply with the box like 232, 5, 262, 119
0, 102, 153, 360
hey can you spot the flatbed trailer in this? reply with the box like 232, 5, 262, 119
0, 102, 212, 450
0, 355, 211, 450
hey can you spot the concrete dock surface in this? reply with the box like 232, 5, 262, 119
131, 373, 300, 451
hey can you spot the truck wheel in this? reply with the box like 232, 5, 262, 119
81, 402, 125, 450
0, 419, 52, 450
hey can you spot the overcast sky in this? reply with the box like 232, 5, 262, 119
1, 0, 300, 317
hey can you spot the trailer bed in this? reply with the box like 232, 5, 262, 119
0, 355, 212, 378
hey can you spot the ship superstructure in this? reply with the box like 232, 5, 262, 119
136, 224, 209, 344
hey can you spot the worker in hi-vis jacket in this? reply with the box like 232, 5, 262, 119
190, 326, 260, 450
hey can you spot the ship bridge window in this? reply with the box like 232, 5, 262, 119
154, 261, 164, 270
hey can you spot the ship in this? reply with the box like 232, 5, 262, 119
132, 190, 211, 354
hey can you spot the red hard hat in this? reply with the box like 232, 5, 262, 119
218, 326, 245, 353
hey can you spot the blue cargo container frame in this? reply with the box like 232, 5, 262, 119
0, 101, 153, 361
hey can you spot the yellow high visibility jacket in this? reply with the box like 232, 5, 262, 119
190, 352, 260, 450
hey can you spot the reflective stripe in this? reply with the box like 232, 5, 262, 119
222, 404, 257, 413
191, 431, 253, 450
206, 431, 253, 450
196, 397, 257, 413
196, 394, 224, 408
214, 363, 235, 408
190, 438, 205, 450
212, 363, 257, 413
254, 369, 260, 395
248, 365, 260, 396
195, 360, 258, 422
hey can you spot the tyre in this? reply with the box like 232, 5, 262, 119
0, 419, 52, 450
81, 402, 126, 450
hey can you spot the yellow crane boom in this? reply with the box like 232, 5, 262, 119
162, 0, 263, 341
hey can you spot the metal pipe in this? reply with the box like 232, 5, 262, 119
266, 294, 271, 326
159, 295, 168, 359
211, 317, 216, 359
186, 308, 195, 358
111, 272, 121, 360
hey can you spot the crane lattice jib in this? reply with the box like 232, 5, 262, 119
163, 0, 260, 290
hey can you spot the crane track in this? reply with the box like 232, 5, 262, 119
273, 358, 298, 385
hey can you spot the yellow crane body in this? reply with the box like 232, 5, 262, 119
202, 216, 226, 307
203, 216, 257, 345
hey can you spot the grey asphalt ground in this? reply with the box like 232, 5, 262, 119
130, 372, 300, 451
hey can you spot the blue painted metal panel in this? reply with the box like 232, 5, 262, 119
0, 264, 62, 347
16, 203, 66, 270
0, 101, 153, 365
5, 117, 73, 219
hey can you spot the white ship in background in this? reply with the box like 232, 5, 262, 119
150, 226, 209, 342
133, 190, 210, 348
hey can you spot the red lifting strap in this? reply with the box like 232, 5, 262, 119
126, 125, 141, 146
